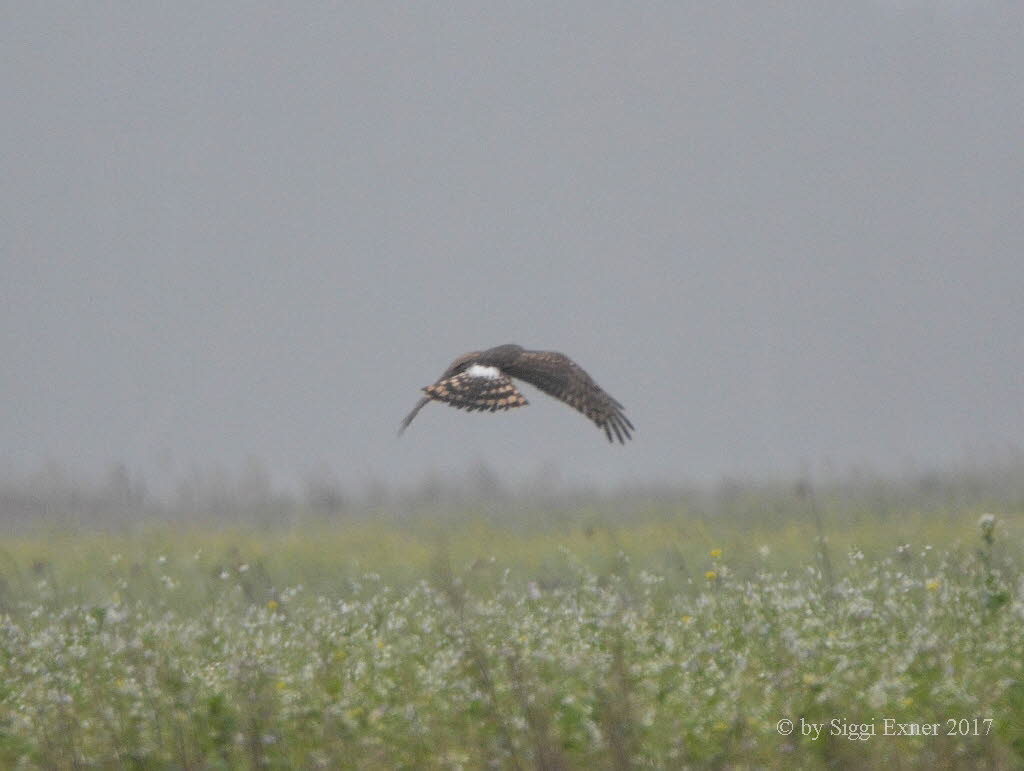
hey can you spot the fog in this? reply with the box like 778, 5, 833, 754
3, 3, 1022, 495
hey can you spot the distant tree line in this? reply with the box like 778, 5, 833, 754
1, 452, 1022, 532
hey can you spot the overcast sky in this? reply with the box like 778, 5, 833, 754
3, 3, 1022, 493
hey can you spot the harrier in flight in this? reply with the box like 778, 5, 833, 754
399, 344, 634, 443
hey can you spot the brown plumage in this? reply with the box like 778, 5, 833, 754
399, 344, 634, 443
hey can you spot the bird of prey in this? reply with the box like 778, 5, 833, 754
399, 344, 634, 443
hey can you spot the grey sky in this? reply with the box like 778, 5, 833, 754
3, 3, 1022, 493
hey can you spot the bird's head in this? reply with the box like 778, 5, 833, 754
446, 351, 482, 376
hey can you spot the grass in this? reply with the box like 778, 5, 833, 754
0, 488, 1022, 768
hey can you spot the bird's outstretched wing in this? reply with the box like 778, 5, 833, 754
398, 396, 431, 436
504, 350, 634, 443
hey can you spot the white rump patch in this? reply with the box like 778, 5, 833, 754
466, 364, 502, 379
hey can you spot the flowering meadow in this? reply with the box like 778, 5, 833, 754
1, 486, 1022, 768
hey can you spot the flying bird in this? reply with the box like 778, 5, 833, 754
399, 344, 634, 443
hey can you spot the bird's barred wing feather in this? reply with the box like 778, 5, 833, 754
504, 350, 633, 443
423, 370, 528, 413
398, 352, 491, 435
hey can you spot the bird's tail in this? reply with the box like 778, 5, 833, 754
397, 396, 431, 436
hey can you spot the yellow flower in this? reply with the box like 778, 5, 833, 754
710, 548, 722, 559
705, 570, 717, 580
276, 680, 286, 691
925, 579, 940, 591
267, 599, 279, 611
681, 615, 693, 624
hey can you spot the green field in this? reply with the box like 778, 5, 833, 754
1, 480, 1022, 769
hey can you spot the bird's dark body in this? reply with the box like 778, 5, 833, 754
399, 343, 633, 443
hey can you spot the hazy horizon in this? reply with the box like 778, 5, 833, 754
4, 3, 1022, 494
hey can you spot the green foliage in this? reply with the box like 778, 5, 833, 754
0, 501, 1021, 768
